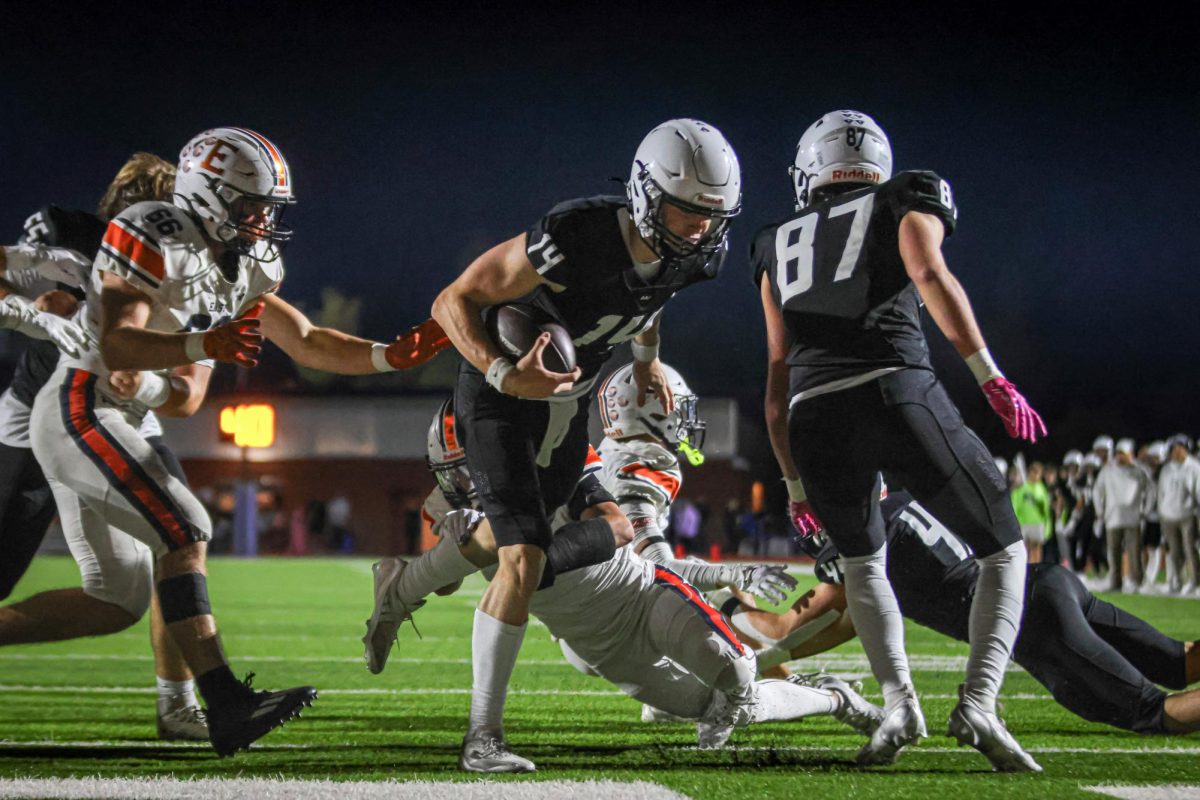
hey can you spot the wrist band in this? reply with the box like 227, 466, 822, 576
486, 357, 514, 394
784, 476, 808, 503
965, 347, 1003, 386
183, 332, 208, 363
631, 340, 658, 363
133, 372, 171, 408
370, 342, 395, 373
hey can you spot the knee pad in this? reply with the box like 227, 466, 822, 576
157, 572, 212, 624
713, 652, 757, 696
79, 544, 154, 621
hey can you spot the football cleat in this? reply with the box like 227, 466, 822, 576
947, 686, 1042, 773
856, 687, 926, 766
363, 557, 424, 675
696, 691, 753, 749
157, 703, 209, 741
206, 674, 317, 758
459, 731, 536, 773
811, 675, 884, 736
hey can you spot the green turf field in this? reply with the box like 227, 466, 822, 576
1, 556, 1198, 799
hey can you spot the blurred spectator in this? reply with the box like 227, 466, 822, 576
1055, 451, 1086, 571
1080, 452, 1107, 575
721, 498, 742, 555
1140, 441, 1167, 590
1042, 464, 1063, 565
1011, 461, 1052, 563
1094, 438, 1154, 592
1158, 434, 1200, 594
670, 497, 702, 555
1093, 435, 1114, 467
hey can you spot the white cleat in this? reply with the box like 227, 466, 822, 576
947, 689, 1042, 773
816, 675, 885, 737
642, 704, 690, 724
459, 731, 536, 773
362, 558, 424, 675
156, 704, 209, 741
856, 688, 926, 766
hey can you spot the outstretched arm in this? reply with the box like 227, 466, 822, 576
899, 210, 1046, 442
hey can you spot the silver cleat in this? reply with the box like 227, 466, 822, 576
947, 686, 1042, 773
459, 731, 536, 773
856, 687, 926, 766
362, 558, 424, 675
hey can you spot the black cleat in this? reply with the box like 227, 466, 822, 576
206, 673, 318, 757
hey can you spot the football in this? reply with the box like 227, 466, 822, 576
485, 303, 576, 374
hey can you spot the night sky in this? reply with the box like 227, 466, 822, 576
3, 2, 1197, 460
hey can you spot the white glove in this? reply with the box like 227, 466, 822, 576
734, 564, 798, 604
0, 295, 87, 357
432, 508, 485, 546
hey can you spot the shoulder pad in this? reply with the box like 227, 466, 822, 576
526, 195, 623, 278
883, 171, 957, 236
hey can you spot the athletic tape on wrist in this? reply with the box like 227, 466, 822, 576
485, 357, 514, 393
630, 340, 658, 363
132, 372, 171, 408
183, 332, 208, 363
965, 347, 1003, 385
784, 476, 808, 503
370, 342, 395, 373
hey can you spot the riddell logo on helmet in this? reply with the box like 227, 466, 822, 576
832, 168, 881, 182
694, 194, 725, 208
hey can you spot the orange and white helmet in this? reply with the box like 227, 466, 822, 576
598, 361, 705, 453
174, 127, 294, 261
426, 397, 477, 510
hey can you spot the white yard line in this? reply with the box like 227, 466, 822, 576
0, 777, 691, 800
1083, 786, 1200, 800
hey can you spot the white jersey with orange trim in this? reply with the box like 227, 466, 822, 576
61, 200, 283, 399
596, 437, 682, 533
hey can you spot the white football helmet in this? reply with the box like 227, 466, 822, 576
790, 110, 892, 209
627, 119, 741, 269
426, 397, 477, 510
598, 361, 706, 456
1062, 450, 1084, 469
174, 127, 294, 261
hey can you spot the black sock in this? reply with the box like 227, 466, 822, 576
196, 665, 245, 709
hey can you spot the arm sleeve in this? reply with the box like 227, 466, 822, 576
525, 206, 578, 288
748, 225, 776, 290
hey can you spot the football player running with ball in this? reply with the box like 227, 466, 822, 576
431, 119, 741, 771
3, 128, 446, 756
754, 111, 1046, 771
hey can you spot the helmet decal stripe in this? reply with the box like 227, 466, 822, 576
229, 127, 289, 190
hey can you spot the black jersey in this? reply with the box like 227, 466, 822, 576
8, 206, 104, 406
751, 171, 958, 398
522, 196, 722, 381
816, 491, 977, 640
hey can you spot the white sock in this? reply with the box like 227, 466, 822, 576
841, 546, 913, 709
963, 540, 1026, 713
156, 677, 197, 714
467, 608, 526, 736
1143, 547, 1162, 586
392, 535, 479, 607
751, 679, 838, 723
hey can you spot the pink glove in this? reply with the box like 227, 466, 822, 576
789, 499, 825, 541
982, 377, 1047, 443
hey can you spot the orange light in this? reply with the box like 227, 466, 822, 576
219, 403, 275, 448
750, 481, 764, 514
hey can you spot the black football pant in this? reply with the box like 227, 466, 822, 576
789, 368, 1020, 558
454, 363, 592, 550
0, 436, 186, 601
1014, 563, 1184, 733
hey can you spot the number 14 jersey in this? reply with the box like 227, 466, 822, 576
751, 171, 957, 400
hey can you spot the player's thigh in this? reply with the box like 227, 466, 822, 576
32, 390, 210, 556
593, 649, 716, 720
536, 395, 591, 512
880, 369, 1019, 557
646, 578, 753, 689
49, 477, 154, 619
455, 365, 552, 548
788, 388, 887, 556
146, 436, 188, 486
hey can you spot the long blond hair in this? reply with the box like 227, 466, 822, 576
96, 152, 176, 221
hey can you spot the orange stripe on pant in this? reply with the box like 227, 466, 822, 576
66, 371, 189, 548
653, 565, 747, 657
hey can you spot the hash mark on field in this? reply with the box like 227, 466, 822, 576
1083, 785, 1200, 799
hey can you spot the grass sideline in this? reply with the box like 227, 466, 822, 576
2, 556, 1199, 800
